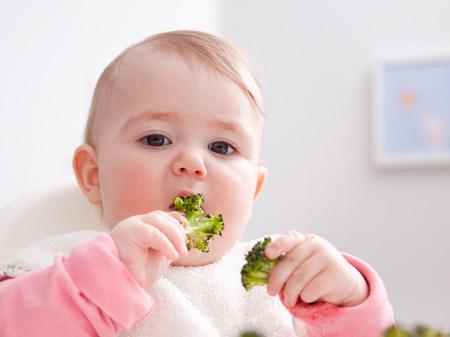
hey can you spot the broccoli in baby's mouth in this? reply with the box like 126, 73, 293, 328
172, 193, 224, 253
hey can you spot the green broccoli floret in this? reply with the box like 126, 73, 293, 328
172, 193, 224, 253
384, 325, 450, 337
239, 331, 265, 337
241, 237, 281, 291
384, 326, 410, 337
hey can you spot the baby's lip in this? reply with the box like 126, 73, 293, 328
176, 190, 197, 197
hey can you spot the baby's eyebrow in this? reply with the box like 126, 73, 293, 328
207, 118, 252, 139
121, 110, 175, 133
208, 119, 241, 133
208, 118, 255, 146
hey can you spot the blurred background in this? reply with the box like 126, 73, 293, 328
1, 0, 449, 330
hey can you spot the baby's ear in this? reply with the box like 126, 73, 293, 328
72, 144, 102, 205
254, 166, 267, 200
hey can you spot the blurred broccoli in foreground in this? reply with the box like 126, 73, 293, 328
239, 331, 265, 337
172, 193, 224, 253
384, 325, 450, 337
241, 237, 282, 291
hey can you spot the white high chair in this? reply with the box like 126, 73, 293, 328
0, 178, 106, 261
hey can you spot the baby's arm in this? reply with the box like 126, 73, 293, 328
0, 234, 152, 337
0, 210, 188, 337
265, 232, 394, 336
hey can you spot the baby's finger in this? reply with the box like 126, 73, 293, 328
281, 254, 324, 307
133, 222, 180, 261
169, 211, 190, 228
142, 212, 187, 255
298, 270, 333, 304
265, 231, 306, 260
161, 211, 188, 236
267, 241, 313, 296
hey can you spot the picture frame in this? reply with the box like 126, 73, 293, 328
372, 53, 450, 168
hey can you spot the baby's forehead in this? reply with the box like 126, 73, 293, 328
103, 46, 200, 103
105, 45, 159, 86
113, 45, 224, 85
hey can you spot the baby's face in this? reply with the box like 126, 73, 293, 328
95, 48, 266, 265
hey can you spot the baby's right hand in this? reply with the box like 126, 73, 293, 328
110, 211, 189, 290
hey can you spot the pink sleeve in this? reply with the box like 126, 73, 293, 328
284, 254, 394, 337
0, 234, 153, 337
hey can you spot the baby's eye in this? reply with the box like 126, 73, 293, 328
208, 141, 236, 155
142, 134, 172, 147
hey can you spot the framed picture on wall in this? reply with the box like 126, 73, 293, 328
373, 54, 450, 167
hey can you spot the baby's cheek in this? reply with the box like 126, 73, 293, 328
221, 187, 254, 234
103, 162, 162, 223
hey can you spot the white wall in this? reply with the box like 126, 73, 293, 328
0, 0, 218, 207
220, 0, 450, 329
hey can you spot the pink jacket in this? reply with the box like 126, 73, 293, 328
0, 234, 394, 337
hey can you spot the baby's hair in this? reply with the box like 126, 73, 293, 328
84, 30, 264, 147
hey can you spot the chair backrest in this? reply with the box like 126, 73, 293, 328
0, 178, 106, 261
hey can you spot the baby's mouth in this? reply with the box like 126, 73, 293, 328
168, 191, 199, 210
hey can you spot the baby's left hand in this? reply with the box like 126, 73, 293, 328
265, 231, 369, 308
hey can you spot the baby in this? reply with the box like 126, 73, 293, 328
0, 31, 394, 337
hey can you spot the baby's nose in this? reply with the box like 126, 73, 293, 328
172, 153, 207, 179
